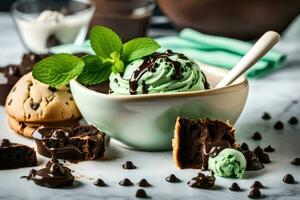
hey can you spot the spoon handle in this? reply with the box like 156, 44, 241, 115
215, 31, 280, 89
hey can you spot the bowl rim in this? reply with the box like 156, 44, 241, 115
70, 64, 249, 101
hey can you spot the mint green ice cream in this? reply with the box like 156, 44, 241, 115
109, 50, 208, 95
208, 148, 246, 179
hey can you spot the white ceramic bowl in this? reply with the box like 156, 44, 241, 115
70, 65, 248, 151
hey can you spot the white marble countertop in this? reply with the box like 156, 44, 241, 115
0, 13, 300, 199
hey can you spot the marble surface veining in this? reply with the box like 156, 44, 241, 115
0, 13, 300, 200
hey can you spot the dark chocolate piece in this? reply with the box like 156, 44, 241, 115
240, 142, 249, 151
187, 172, 215, 189
273, 121, 284, 130
48, 86, 57, 92
119, 178, 133, 186
283, 174, 295, 184
137, 179, 151, 187
251, 181, 264, 189
165, 174, 181, 183
136, 189, 149, 198
248, 188, 262, 199
33, 125, 105, 161
30, 102, 40, 110
288, 116, 298, 125
264, 145, 275, 152
22, 155, 74, 188
252, 132, 262, 140
291, 158, 300, 166
229, 182, 241, 191
93, 178, 107, 187
122, 161, 137, 169
0, 139, 37, 170
262, 112, 271, 120
173, 117, 236, 170
254, 146, 271, 164
243, 150, 264, 171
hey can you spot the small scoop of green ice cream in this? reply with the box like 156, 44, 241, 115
208, 148, 246, 179
109, 50, 209, 95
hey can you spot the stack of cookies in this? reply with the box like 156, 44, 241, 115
5, 72, 81, 138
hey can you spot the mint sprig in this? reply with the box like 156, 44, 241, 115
33, 26, 160, 88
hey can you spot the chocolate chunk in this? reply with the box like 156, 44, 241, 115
251, 181, 264, 189
248, 188, 261, 199
283, 174, 295, 184
119, 178, 133, 186
291, 158, 300, 166
33, 125, 105, 161
240, 143, 249, 151
254, 146, 271, 164
22, 154, 74, 188
274, 121, 284, 130
136, 189, 148, 198
0, 139, 37, 170
48, 86, 57, 92
46, 34, 62, 48
262, 112, 271, 120
264, 145, 275, 152
229, 182, 241, 191
173, 117, 236, 170
243, 150, 264, 171
187, 172, 215, 189
93, 178, 107, 187
30, 102, 40, 110
252, 132, 262, 140
137, 179, 151, 187
122, 161, 137, 169
288, 116, 298, 125
165, 174, 181, 183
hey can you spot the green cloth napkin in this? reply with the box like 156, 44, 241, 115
156, 29, 286, 78
51, 28, 286, 78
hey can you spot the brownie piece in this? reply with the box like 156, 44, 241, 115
172, 117, 236, 169
33, 125, 105, 160
0, 139, 37, 170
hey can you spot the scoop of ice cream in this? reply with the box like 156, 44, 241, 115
208, 148, 246, 179
37, 10, 64, 23
109, 50, 209, 95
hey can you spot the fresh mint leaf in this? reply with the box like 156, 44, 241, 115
32, 53, 84, 88
110, 52, 124, 73
122, 37, 160, 63
77, 55, 112, 85
90, 26, 123, 58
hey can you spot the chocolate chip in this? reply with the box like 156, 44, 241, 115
264, 145, 275, 152
243, 150, 264, 171
93, 178, 107, 187
229, 182, 241, 191
122, 161, 137, 169
291, 158, 300, 166
8, 99, 12, 106
119, 178, 133, 186
252, 132, 262, 140
254, 146, 264, 156
254, 147, 271, 164
65, 102, 69, 105
274, 121, 284, 130
69, 97, 73, 101
48, 86, 57, 92
187, 172, 215, 189
0, 139, 10, 147
241, 143, 249, 151
288, 116, 298, 125
137, 179, 151, 187
46, 34, 62, 48
135, 189, 148, 198
248, 188, 262, 199
262, 112, 271, 120
251, 181, 264, 189
30, 102, 40, 111
283, 174, 295, 184
165, 174, 181, 183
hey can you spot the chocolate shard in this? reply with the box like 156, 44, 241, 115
93, 178, 107, 187
136, 189, 149, 198
291, 158, 300, 166
32, 125, 105, 161
122, 161, 137, 169
252, 132, 262, 140
0, 139, 37, 170
172, 117, 236, 170
187, 172, 215, 189
273, 121, 284, 130
288, 116, 298, 125
262, 112, 271, 120
283, 174, 295, 184
22, 155, 74, 188
251, 181, 264, 189
165, 174, 181, 183
229, 182, 241, 191
248, 188, 262, 199
119, 178, 133, 186
137, 179, 151, 187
